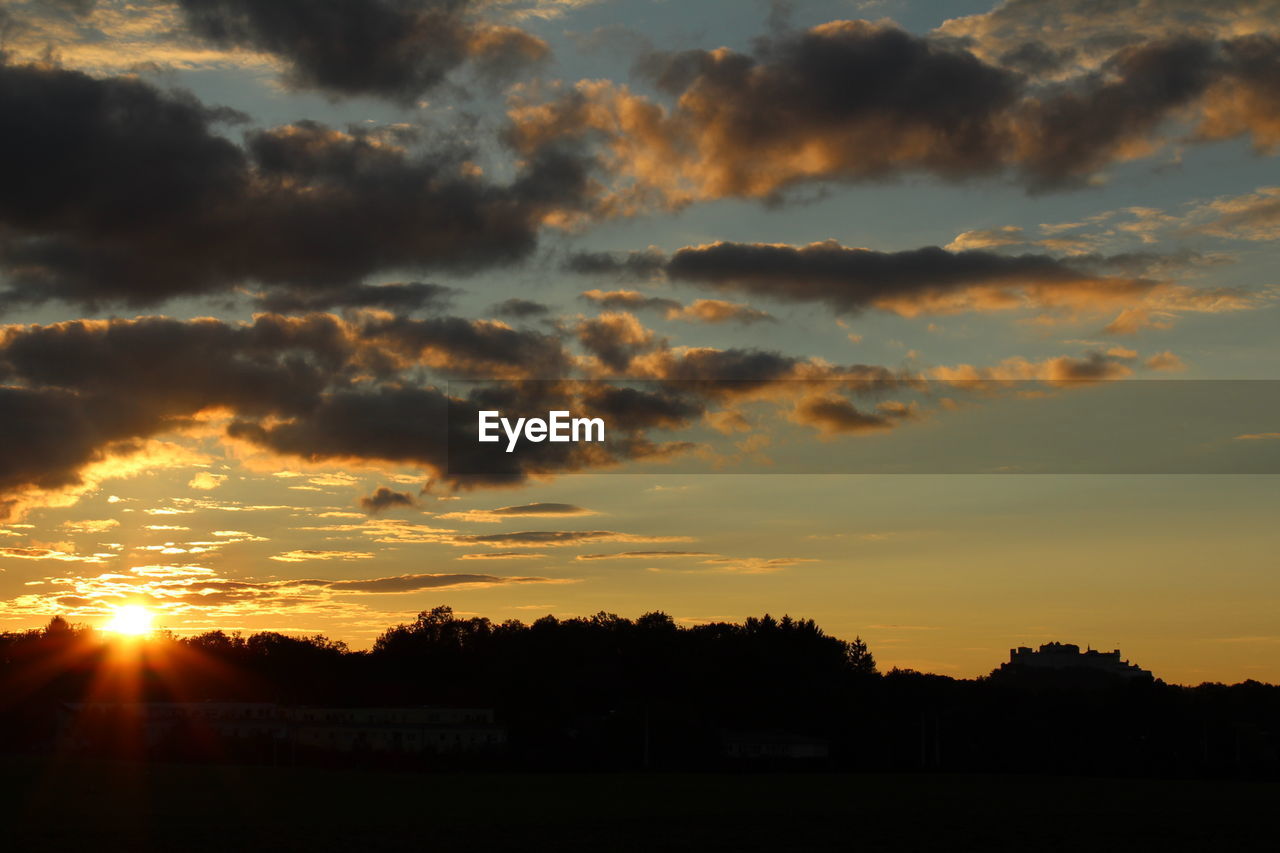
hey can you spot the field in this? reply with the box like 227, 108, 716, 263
2, 758, 1274, 851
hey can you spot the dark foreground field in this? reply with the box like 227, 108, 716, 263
2, 759, 1275, 852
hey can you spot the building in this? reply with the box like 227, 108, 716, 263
56, 702, 506, 757
997, 642, 1153, 680
720, 730, 830, 761
57, 702, 281, 750
286, 706, 504, 754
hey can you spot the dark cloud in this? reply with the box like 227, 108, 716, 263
0, 311, 910, 515
579, 384, 707, 430
793, 396, 913, 435
642, 20, 1019, 181
325, 572, 550, 593
222, 384, 621, 490
996, 40, 1074, 75
254, 282, 456, 314
1017, 38, 1220, 187
575, 312, 662, 372
0, 387, 151, 503
565, 249, 667, 278
663, 240, 1153, 316
0, 314, 360, 515
0, 63, 591, 310
359, 486, 417, 514
364, 314, 571, 378
508, 21, 1280, 202
509, 20, 1021, 204
490, 298, 551, 319
0, 315, 575, 511
0, 314, 356, 411
577, 287, 774, 325
173, 0, 548, 102
1046, 350, 1137, 381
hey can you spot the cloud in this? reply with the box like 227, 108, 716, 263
1190, 186, 1280, 241
227, 380, 704, 492
60, 518, 120, 534
1144, 350, 1187, 371
440, 501, 597, 522
508, 18, 1280, 206
490, 298, 552, 319
673, 299, 776, 325
566, 249, 667, 278
575, 550, 714, 560
576, 312, 662, 371
580, 289, 774, 325
935, 0, 1280, 77
931, 349, 1143, 383
581, 288, 682, 314
294, 519, 456, 544
663, 240, 1153, 319
0, 311, 671, 511
698, 556, 817, 574
1103, 284, 1265, 333
359, 486, 418, 514
0, 562, 573, 619
253, 282, 456, 314
484, 502, 592, 516
0, 62, 591, 310
0, 545, 110, 562
0, 310, 916, 515
0, 314, 360, 516
793, 396, 917, 435
944, 226, 1028, 251
456, 551, 547, 560
509, 20, 1020, 206
451, 530, 693, 547
324, 572, 567, 593
269, 549, 375, 563
574, 242, 1236, 331
362, 313, 572, 378
187, 472, 226, 490
172, 0, 548, 102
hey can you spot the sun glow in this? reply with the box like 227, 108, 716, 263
103, 604, 155, 636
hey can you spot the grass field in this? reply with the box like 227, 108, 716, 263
2, 758, 1274, 851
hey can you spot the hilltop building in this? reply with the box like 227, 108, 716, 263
996, 642, 1153, 680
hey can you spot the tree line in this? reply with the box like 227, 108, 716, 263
1, 608, 1276, 776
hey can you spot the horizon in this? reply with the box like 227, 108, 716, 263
13, 605, 1242, 688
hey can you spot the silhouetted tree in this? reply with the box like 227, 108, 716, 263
0, 606, 1277, 776
847, 636, 876, 675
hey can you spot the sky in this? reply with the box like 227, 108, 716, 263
1, 0, 1278, 684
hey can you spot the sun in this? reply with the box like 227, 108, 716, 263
103, 604, 155, 637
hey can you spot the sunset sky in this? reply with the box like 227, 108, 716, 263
1, 0, 1278, 684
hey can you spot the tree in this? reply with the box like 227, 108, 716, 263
847, 635, 877, 675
